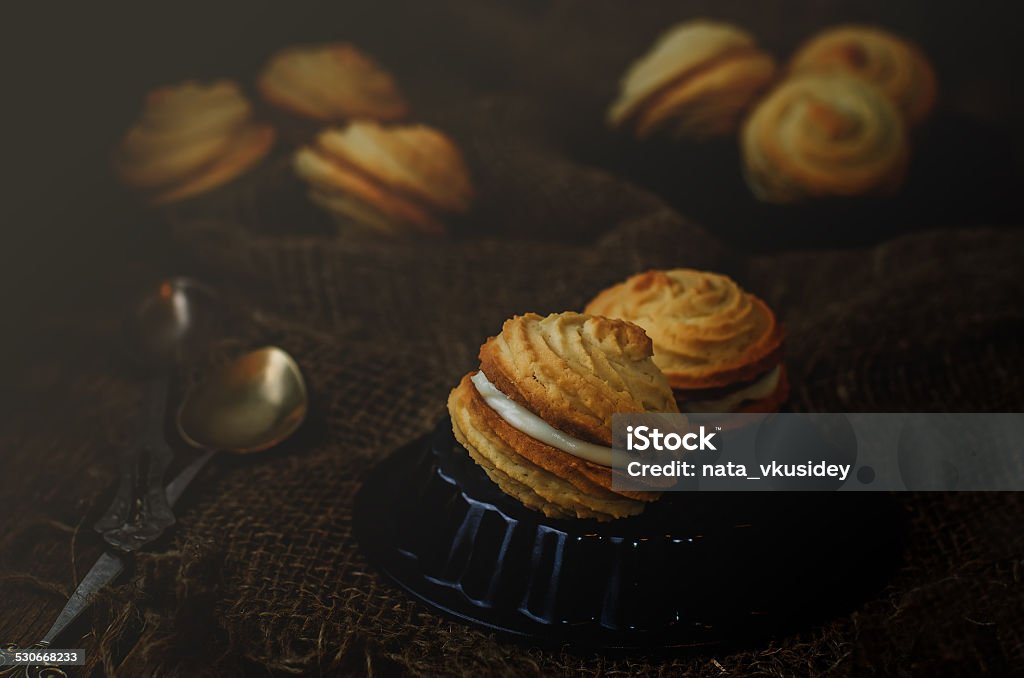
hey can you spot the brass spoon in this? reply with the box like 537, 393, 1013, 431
166, 345, 309, 505
95, 277, 225, 549
176, 346, 308, 456
17, 347, 307, 670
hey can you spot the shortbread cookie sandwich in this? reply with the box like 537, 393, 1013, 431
586, 269, 787, 413
608, 19, 777, 139
113, 80, 276, 205
447, 312, 679, 521
294, 121, 472, 236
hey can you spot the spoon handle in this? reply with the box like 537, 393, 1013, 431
20, 449, 218, 654
165, 450, 217, 506
96, 377, 177, 552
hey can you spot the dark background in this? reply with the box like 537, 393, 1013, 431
4, 1, 1024, 346
1, 3, 1022, 674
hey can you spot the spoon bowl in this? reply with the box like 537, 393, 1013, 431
132, 277, 224, 369
177, 346, 308, 453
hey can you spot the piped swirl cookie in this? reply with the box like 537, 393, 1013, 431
789, 25, 937, 126
258, 43, 408, 123
113, 80, 275, 205
447, 312, 679, 521
586, 270, 787, 413
294, 121, 472, 236
741, 73, 908, 203
609, 20, 777, 139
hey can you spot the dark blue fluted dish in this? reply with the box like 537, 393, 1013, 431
354, 418, 903, 649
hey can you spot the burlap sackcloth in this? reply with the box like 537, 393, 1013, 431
1, 96, 1021, 676
4, 0, 1024, 659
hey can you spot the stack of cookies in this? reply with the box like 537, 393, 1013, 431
115, 41, 474, 234
113, 81, 275, 205
293, 121, 473, 236
255, 42, 474, 235
448, 272, 788, 521
448, 312, 678, 521
608, 20, 777, 140
609, 20, 937, 203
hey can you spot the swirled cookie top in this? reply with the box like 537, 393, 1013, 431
789, 25, 937, 126
478, 312, 678, 446
586, 269, 783, 390
741, 73, 909, 202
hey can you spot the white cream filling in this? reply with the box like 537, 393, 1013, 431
681, 365, 782, 414
470, 371, 614, 467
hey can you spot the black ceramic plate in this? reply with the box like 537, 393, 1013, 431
354, 418, 904, 650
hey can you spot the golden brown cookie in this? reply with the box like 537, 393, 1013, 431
151, 123, 276, 205
258, 43, 408, 122
741, 73, 908, 203
609, 20, 777, 139
294, 121, 472, 236
478, 312, 679, 446
585, 270, 788, 413
789, 25, 937, 126
449, 375, 649, 521
113, 80, 275, 204
447, 312, 678, 521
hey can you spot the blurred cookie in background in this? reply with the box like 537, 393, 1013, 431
608, 20, 777, 140
789, 25, 937, 127
741, 74, 908, 203
113, 80, 276, 205
258, 43, 408, 124
293, 121, 472, 236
